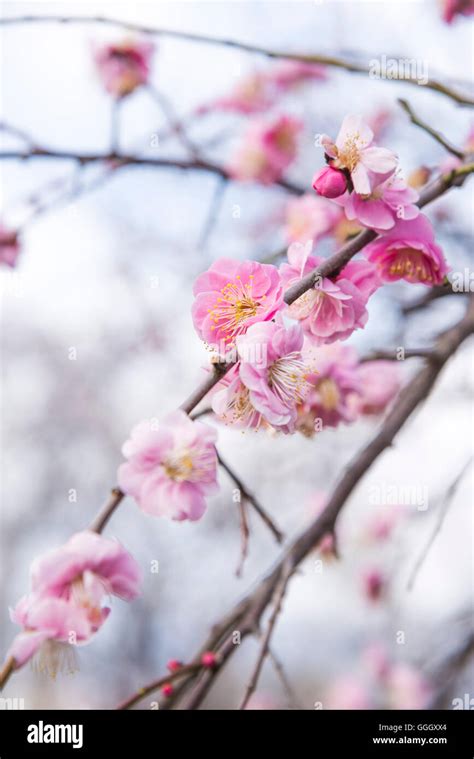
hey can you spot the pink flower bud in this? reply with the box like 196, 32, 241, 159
201, 651, 217, 668
162, 683, 174, 697
312, 166, 348, 199
167, 659, 183, 672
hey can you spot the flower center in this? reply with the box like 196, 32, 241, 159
268, 353, 309, 405
209, 275, 263, 344
388, 248, 434, 282
163, 451, 194, 481
31, 640, 78, 680
317, 378, 341, 410
338, 135, 363, 172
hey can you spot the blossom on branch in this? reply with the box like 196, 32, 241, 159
192, 258, 284, 352
363, 215, 449, 285
118, 411, 218, 521
93, 38, 155, 97
0, 225, 21, 267
228, 114, 302, 184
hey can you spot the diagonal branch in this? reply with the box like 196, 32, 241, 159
398, 99, 466, 158
1, 15, 473, 106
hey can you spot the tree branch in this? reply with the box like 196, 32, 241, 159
1, 15, 473, 106
398, 99, 466, 158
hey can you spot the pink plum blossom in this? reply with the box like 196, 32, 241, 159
285, 194, 342, 245
192, 258, 284, 352
363, 215, 449, 286
235, 320, 311, 432
0, 225, 21, 267
362, 568, 386, 602
5, 531, 141, 674
319, 114, 398, 195
363, 505, 407, 543
118, 410, 218, 521
280, 243, 380, 345
335, 175, 419, 233
325, 676, 372, 709
356, 360, 401, 415
312, 166, 348, 198
205, 71, 273, 114
93, 38, 154, 97
296, 343, 361, 433
212, 365, 265, 430
228, 115, 302, 184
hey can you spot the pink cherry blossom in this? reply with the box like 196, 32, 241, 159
364, 214, 449, 286
442, 0, 474, 23
93, 38, 154, 97
296, 342, 361, 433
280, 244, 380, 345
335, 175, 419, 233
312, 166, 348, 199
118, 410, 218, 521
228, 115, 302, 184
235, 320, 311, 432
0, 225, 21, 267
192, 258, 284, 352
285, 194, 342, 245
320, 114, 398, 195
356, 360, 401, 415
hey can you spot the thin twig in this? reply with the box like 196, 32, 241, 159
406, 456, 473, 591
235, 499, 250, 578
217, 451, 284, 544
239, 561, 293, 709
398, 99, 466, 159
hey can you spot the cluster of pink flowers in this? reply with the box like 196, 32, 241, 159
93, 38, 155, 97
312, 114, 449, 287
0, 224, 21, 267
228, 114, 302, 184
5, 531, 141, 676
201, 60, 326, 115
294, 344, 400, 435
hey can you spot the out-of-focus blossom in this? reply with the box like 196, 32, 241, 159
93, 38, 154, 97
439, 124, 474, 174
356, 360, 401, 415
336, 175, 419, 233
0, 225, 21, 267
192, 258, 284, 352
363, 505, 407, 543
362, 568, 386, 602
387, 663, 431, 709
244, 692, 280, 709
325, 676, 372, 709
441, 0, 474, 24
236, 320, 311, 432
118, 411, 218, 521
268, 59, 327, 90
285, 194, 342, 245
228, 115, 302, 184
408, 165, 432, 189
364, 215, 449, 286
312, 166, 348, 198
280, 244, 380, 345
319, 114, 398, 195
296, 343, 361, 433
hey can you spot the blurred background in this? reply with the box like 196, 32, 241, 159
0, 0, 473, 709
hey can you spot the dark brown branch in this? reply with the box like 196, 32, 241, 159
1, 15, 473, 106
238, 561, 293, 709
154, 296, 474, 710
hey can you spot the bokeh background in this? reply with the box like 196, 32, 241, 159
0, 0, 473, 709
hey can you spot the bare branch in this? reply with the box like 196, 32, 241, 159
398, 99, 466, 158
